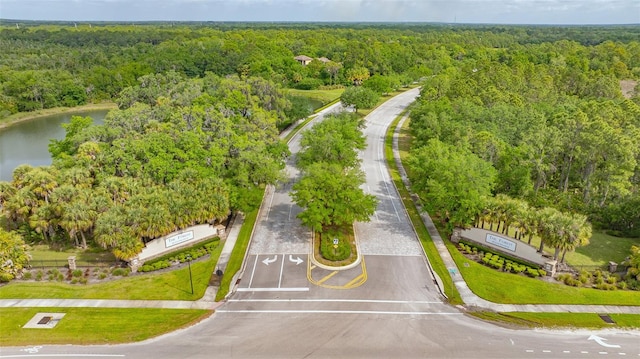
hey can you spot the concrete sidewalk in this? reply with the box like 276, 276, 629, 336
392, 114, 640, 315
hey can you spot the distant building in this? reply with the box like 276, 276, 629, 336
294, 55, 333, 66
294, 55, 314, 66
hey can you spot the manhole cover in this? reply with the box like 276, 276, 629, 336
598, 314, 616, 324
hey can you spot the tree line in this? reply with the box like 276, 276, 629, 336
0, 72, 291, 261
3, 24, 639, 118
406, 29, 639, 259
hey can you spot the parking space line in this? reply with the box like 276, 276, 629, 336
278, 254, 285, 288
248, 255, 259, 288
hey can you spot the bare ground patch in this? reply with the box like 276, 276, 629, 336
620, 79, 637, 99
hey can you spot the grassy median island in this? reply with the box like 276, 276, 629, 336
313, 225, 358, 267
0, 307, 211, 346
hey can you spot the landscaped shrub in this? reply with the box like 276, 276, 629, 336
320, 236, 351, 261
0, 272, 13, 282
111, 268, 129, 277
618, 281, 628, 290
294, 78, 323, 90
141, 237, 220, 272
35, 270, 43, 281
538, 269, 547, 277
22, 271, 32, 280
526, 267, 540, 277
578, 271, 591, 284
72, 269, 83, 278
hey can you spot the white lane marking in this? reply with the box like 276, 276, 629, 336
619, 353, 626, 356
1, 355, 125, 358
278, 254, 285, 288
236, 287, 309, 292
216, 309, 463, 315
543, 350, 551, 353
525, 350, 534, 353
599, 352, 608, 355
247, 255, 259, 288
581, 351, 589, 354
563, 351, 571, 353
265, 187, 276, 220
377, 140, 401, 222
228, 299, 442, 304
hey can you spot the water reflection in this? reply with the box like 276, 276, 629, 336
0, 110, 107, 181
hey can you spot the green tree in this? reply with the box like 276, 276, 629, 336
340, 86, 379, 113
345, 66, 370, 86
408, 139, 497, 232
291, 162, 377, 232
0, 228, 29, 282
297, 113, 366, 169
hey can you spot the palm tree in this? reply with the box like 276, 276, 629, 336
559, 213, 592, 263
536, 207, 562, 254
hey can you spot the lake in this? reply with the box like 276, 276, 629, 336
0, 110, 108, 182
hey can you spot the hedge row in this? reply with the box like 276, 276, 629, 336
458, 243, 546, 278
139, 237, 220, 273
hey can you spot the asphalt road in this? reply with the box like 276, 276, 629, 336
2, 90, 639, 359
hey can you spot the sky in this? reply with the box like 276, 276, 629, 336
0, 0, 638, 25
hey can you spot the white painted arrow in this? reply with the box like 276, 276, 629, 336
289, 255, 303, 265
262, 255, 277, 266
588, 335, 620, 348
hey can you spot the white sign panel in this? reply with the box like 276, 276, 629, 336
165, 231, 194, 248
485, 233, 517, 252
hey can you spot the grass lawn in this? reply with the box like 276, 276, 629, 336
471, 312, 640, 329
565, 231, 640, 266
483, 225, 638, 268
28, 244, 117, 266
215, 209, 258, 301
0, 307, 211, 346
0, 244, 222, 300
449, 241, 640, 305
287, 88, 344, 105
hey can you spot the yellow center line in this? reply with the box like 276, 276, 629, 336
317, 271, 339, 284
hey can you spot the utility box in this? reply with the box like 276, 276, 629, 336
608, 261, 618, 273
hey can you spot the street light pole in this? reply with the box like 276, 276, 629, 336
186, 255, 194, 295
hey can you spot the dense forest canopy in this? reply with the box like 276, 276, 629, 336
0, 23, 639, 266
2, 23, 639, 115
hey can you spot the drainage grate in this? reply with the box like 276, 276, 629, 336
598, 314, 616, 324
37, 316, 52, 325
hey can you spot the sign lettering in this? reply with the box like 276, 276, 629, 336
165, 231, 194, 248
485, 233, 517, 252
